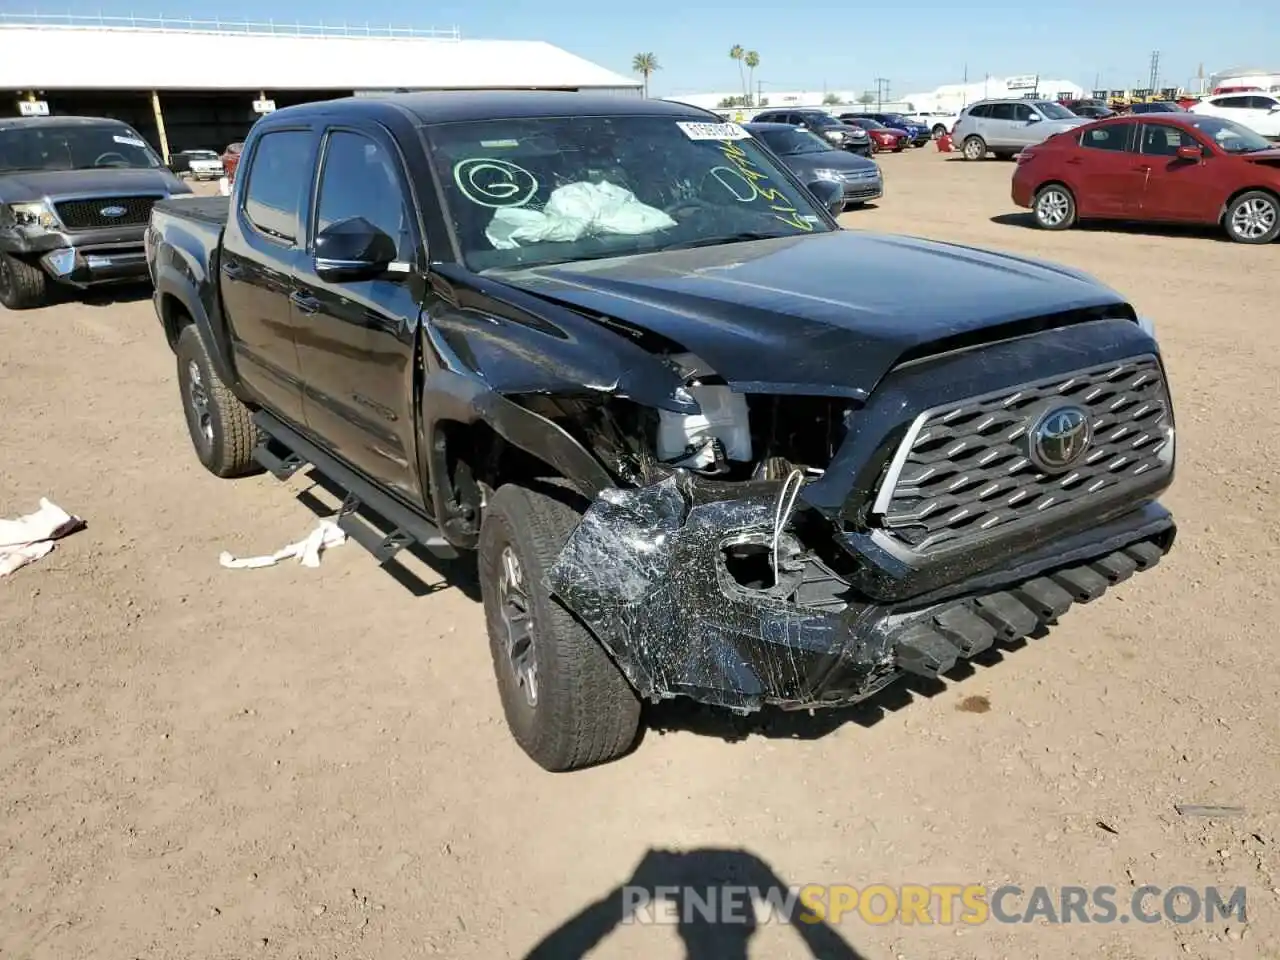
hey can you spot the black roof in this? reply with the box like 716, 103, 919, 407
267, 90, 720, 125
743, 122, 800, 132
0, 115, 133, 131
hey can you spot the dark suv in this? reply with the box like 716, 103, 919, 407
0, 116, 191, 309
751, 108, 873, 156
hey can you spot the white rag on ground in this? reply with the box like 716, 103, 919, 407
486, 181, 676, 250
219, 519, 347, 570
0, 499, 85, 578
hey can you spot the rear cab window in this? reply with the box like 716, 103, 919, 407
241, 129, 313, 243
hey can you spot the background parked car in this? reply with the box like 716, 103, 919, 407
746, 122, 883, 209
843, 111, 931, 146
1061, 98, 1113, 118
839, 116, 906, 153
221, 141, 244, 181
952, 98, 1090, 160
1189, 93, 1280, 139
1127, 101, 1186, 115
1012, 113, 1280, 244
168, 149, 224, 180
750, 109, 873, 156
905, 111, 959, 137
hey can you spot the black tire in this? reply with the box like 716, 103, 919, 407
932, 124, 948, 139
1223, 190, 1280, 244
174, 324, 262, 477
0, 251, 50, 310
1032, 183, 1077, 231
479, 482, 641, 772
962, 135, 987, 161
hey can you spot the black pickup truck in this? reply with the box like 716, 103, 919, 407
146, 92, 1177, 771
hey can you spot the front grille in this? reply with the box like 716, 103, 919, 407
874, 356, 1172, 553
54, 196, 160, 231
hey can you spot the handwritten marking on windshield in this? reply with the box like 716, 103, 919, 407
453, 158, 539, 208
709, 166, 759, 202
716, 140, 814, 232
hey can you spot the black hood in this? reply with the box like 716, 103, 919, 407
0, 167, 187, 202
495, 229, 1129, 400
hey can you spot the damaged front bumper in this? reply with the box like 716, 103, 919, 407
548, 474, 1176, 713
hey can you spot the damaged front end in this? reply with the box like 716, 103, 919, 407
539, 328, 1177, 714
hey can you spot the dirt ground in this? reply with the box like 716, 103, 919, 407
2, 149, 1278, 960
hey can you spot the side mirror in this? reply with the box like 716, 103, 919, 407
314, 216, 398, 282
1026, 114, 1042, 123
807, 179, 845, 217
1175, 144, 1202, 161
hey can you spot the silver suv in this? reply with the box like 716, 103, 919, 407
951, 99, 1089, 160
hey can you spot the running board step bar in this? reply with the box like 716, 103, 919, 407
251, 411, 458, 562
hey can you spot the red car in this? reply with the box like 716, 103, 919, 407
1012, 113, 1280, 244
222, 141, 244, 182
841, 117, 906, 153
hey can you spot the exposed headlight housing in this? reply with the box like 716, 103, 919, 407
812, 168, 844, 182
8, 201, 57, 228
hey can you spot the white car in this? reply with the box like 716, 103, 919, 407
1189, 93, 1280, 139
907, 111, 959, 138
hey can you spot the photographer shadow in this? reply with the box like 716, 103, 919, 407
524, 847, 867, 960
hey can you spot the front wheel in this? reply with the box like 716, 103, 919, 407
1033, 184, 1076, 230
1224, 191, 1280, 244
0, 251, 50, 310
962, 135, 987, 161
932, 124, 948, 139
479, 483, 641, 772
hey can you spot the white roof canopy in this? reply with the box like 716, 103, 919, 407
0, 24, 639, 92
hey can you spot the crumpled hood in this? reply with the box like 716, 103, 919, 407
496, 229, 1129, 399
0, 167, 185, 201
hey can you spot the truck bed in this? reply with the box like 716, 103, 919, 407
153, 194, 229, 226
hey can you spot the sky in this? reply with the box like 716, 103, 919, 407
40, 0, 1280, 98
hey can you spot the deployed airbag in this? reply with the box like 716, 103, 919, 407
485, 181, 676, 249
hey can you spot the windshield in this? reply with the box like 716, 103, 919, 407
849, 118, 886, 130
0, 124, 161, 173
757, 127, 832, 155
426, 116, 834, 272
1035, 102, 1076, 120
1186, 117, 1273, 153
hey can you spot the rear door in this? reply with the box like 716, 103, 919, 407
291, 124, 425, 499
1135, 123, 1224, 222
219, 126, 317, 425
983, 103, 1018, 147
1070, 121, 1144, 218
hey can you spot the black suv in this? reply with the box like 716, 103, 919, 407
0, 116, 190, 309
751, 109, 873, 156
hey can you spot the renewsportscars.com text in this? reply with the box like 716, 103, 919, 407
620, 883, 1248, 926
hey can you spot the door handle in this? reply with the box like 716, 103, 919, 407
290, 291, 320, 314
1065, 157, 1082, 165
1134, 165, 1151, 173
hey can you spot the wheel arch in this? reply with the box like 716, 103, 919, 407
1219, 185, 1280, 224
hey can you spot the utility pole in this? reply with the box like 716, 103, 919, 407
874, 77, 889, 109
1148, 50, 1160, 93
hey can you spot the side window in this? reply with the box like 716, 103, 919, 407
1215, 97, 1248, 109
1080, 123, 1133, 152
990, 103, 1017, 121
315, 130, 413, 260
968, 105, 991, 119
1140, 123, 1197, 156
1248, 96, 1278, 110
242, 130, 312, 242
1014, 103, 1036, 121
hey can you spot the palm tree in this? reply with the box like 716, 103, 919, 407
744, 50, 759, 106
729, 45, 746, 103
632, 52, 659, 98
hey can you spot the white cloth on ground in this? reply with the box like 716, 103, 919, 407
485, 180, 676, 250
0, 499, 84, 578
219, 519, 347, 570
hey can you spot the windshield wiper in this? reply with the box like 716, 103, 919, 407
661, 231, 797, 251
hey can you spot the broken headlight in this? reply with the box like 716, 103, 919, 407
7, 201, 57, 228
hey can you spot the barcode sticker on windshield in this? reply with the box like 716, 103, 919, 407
113, 135, 147, 148
676, 121, 752, 141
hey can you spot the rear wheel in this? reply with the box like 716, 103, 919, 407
0, 251, 50, 310
1033, 184, 1076, 230
1224, 191, 1280, 244
962, 135, 987, 161
479, 482, 641, 772
174, 324, 262, 477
